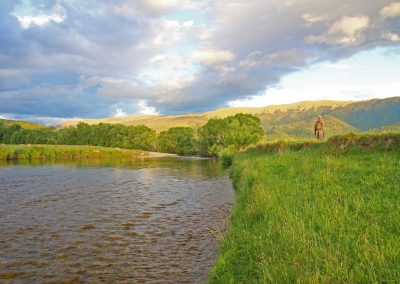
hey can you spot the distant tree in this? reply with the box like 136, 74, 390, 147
157, 127, 197, 155
0, 114, 263, 157
57, 126, 78, 145
56, 123, 157, 151
0, 121, 5, 143
197, 118, 229, 155
75, 122, 93, 145
126, 125, 157, 151
198, 113, 264, 156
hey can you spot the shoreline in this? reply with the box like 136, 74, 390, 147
0, 144, 177, 161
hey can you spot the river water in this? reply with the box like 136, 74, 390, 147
0, 158, 235, 283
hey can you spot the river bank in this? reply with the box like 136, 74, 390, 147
0, 144, 176, 160
209, 133, 400, 282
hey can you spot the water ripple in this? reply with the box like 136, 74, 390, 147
0, 158, 234, 283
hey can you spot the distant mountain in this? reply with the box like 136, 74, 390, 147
55, 96, 400, 140
330, 97, 400, 130
0, 119, 44, 129
58, 100, 353, 131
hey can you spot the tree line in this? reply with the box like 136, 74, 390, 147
0, 114, 264, 156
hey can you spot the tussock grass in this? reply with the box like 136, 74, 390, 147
0, 144, 145, 160
328, 132, 400, 152
209, 134, 400, 283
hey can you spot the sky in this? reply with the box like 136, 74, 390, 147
0, 0, 399, 125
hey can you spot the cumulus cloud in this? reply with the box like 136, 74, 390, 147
192, 49, 235, 71
380, 2, 400, 18
1, 0, 399, 123
16, 14, 65, 29
114, 0, 206, 17
14, 2, 66, 29
384, 32, 400, 42
137, 100, 159, 115
307, 16, 370, 45
113, 108, 128, 118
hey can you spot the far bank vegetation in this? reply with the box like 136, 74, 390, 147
0, 114, 264, 159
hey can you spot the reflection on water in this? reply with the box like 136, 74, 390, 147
0, 158, 234, 283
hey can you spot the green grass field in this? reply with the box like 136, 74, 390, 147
209, 135, 400, 283
0, 144, 146, 160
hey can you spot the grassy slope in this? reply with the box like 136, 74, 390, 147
262, 116, 357, 141
0, 119, 44, 129
0, 144, 146, 160
209, 135, 400, 283
57, 97, 400, 140
58, 100, 354, 132
58, 114, 208, 132
332, 97, 400, 130
369, 124, 400, 133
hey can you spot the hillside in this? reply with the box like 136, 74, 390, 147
369, 124, 400, 133
58, 100, 354, 134
332, 97, 400, 130
58, 97, 400, 140
0, 119, 44, 129
59, 100, 355, 131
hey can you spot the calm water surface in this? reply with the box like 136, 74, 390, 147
0, 158, 235, 283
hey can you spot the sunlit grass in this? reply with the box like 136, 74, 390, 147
0, 144, 145, 160
209, 145, 400, 282
0, 119, 44, 129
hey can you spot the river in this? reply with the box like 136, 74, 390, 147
0, 157, 235, 283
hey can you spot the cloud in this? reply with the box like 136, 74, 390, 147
384, 32, 400, 42
137, 100, 159, 115
307, 16, 370, 45
0, 115, 8, 119
16, 14, 65, 29
113, 108, 128, 118
380, 2, 400, 18
302, 13, 328, 24
1, 0, 399, 123
192, 49, 235, 71
113, 0, 206, 17
14, 2, 66, 29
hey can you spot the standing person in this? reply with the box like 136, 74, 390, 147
314, 116, 324, 140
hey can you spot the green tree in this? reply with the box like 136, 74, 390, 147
126, 125, 157, 151
157, 127, 197, 155
198, 113, 264, 156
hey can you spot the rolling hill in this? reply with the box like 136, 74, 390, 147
58, 97, 400, 140
0, 119, 44, 129
58, 100, 354, 132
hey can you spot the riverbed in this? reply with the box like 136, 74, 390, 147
0, 157, 234, 283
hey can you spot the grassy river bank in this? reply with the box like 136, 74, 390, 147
210, 133, 400, 283
0, 144, 149, 160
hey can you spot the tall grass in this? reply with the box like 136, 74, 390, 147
209, 136, 400, 282
0, 144, 145, 160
